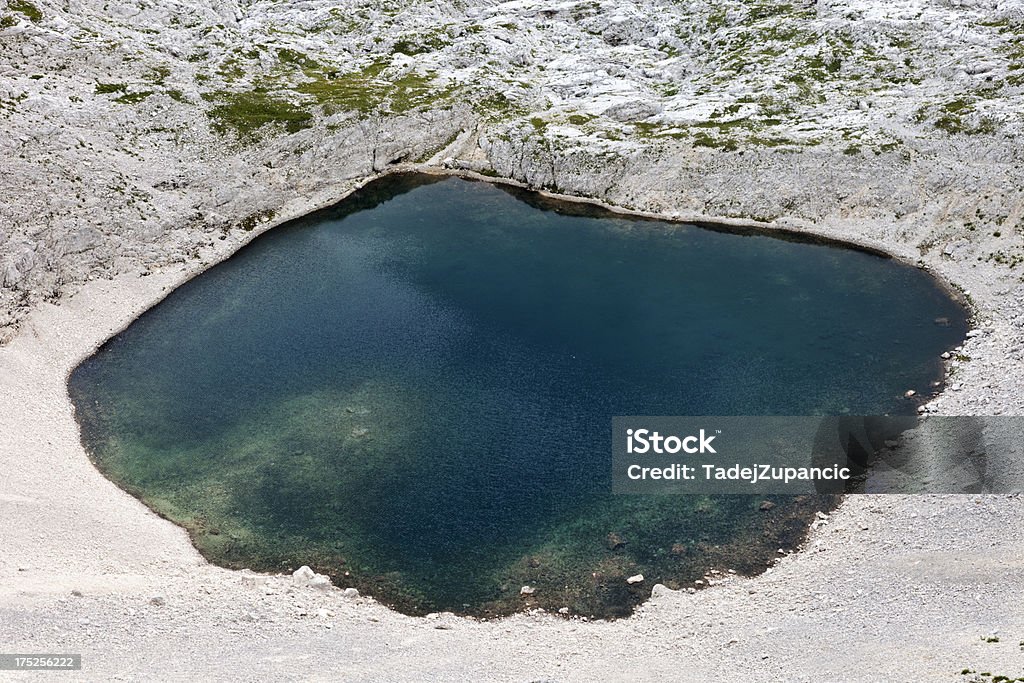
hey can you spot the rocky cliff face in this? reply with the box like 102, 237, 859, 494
2, 0, 1024, 410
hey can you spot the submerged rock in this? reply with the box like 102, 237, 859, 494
606, 532, 627, 550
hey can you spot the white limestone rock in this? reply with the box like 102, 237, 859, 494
292, 566, 316, 585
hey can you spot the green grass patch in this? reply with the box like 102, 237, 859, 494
392, 30, 450, 56
915, 98, 999, 135
217, 58, 246, 83
944, 98, 972, 114
114, 91, 153, 104
203, 90, 313, 140
706, 7, 728, 31
692, 131, 738, 151
147, 66, 171, 86
95, 82, 128, 94
277, 48, 323, 71
474, 91, 526, 122
567, 114, 595, 126
692, 116, 755, 131
748, 135, 796, 147
8, 0, 41, 22
293, 60, 452, 115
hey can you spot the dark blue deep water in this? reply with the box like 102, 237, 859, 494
69, 175, 968, 617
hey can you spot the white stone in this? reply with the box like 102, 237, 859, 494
292, 566, 316, 585
650, 583, 673, 598
309, 575, 332, 591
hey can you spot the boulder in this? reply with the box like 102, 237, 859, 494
309, 575, 332, 591
292, 565, 316, 585
650, 583, 673, 598
602, 99, 661, 122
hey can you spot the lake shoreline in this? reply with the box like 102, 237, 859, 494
74, 175, 894, 618
1, 164, 1021, 679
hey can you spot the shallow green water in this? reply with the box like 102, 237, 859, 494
69, 174, 967, 617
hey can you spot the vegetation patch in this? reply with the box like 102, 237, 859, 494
95, 82, 128, 95
292, 60, 455, 116
8, 0, 41, 22
277, 48, 323, 71
236, 208, 278, 231
474, 91, 527, 122
217, 58, 246, 84
0, 89, 27, 116
147, 66, 171, 86
693, 130, 738, 151
113, 91, 153, 105
203, 90, 313, 140
392, 30, 450, 56
914, 99, 1000, 135
958, 669, 1024, 683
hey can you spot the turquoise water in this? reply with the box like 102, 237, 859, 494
69, 174, 967, 617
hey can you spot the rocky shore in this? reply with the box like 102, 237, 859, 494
2, 0, 1024, 679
